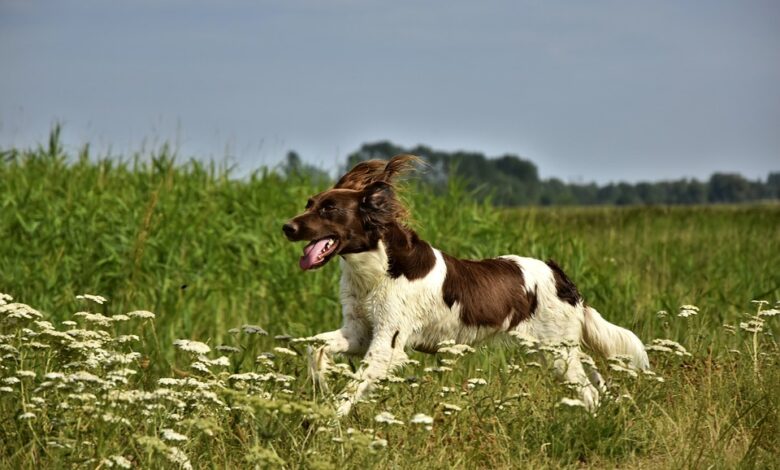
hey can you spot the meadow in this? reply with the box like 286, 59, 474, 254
1, 140, 779, 468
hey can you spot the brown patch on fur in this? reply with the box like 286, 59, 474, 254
383, 223, 436, 280
546, 260, 581, 306
442, 254, 535, 329
335, 154, 421, 191
412, 343, 439, 355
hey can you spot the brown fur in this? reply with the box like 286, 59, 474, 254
546, 260, 581, 306
382, 223, 437, 280
442, 254, 536, 329
335, 154, 422, 191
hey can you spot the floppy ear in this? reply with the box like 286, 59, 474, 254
360, 181, 394, 213
335, 154, 422, 190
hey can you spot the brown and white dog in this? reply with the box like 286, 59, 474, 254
283, 155, 648, 416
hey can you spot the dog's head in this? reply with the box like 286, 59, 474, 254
282, 154, 419, 270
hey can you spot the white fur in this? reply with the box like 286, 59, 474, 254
310, 244, 648, 415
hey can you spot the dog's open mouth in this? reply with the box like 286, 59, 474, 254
299, 237, 339, 270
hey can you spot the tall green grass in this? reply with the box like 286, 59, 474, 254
1, 142, 779, 468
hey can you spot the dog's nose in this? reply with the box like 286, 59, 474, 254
282, 221, 299, 239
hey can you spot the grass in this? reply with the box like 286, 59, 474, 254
1, 140, 779, 468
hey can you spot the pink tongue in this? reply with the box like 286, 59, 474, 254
300, 238, 332, 270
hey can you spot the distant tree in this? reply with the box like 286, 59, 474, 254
615, 182, 640, 205
540, 178, 574, 205
636, 182, 664, 204
345, 141, 406, 171
708, 173, 752, 203
340, 140, 779, 206
767, 172, 780, 199
494, 155, 539, 183
282, 150, 330, 184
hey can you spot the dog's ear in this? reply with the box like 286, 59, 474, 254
335, 154, 422, 191
360, 181, 394, 212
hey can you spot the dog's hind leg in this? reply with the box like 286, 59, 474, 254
551, 345, 601, 410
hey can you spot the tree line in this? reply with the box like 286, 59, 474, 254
317, 141, 777, 206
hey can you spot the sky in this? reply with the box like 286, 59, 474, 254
1, 0, 778, 184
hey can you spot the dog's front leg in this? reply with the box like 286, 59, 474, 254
335, 327, 409, 417
308, 319, 370, 390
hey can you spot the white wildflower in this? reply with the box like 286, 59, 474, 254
242, 324, 268, 335
608, 363, 638, 378
174, 339, 211, 355
466, 378, 487, 388
110, 455, 132, 469
646, 339, 691, 357
198, 355, 230, 367
34, 320, 55, 330
656, 310, 668, 318
678, 305, 699, 318
439, 343, 475, 356
158, 378, 181, 386
1, 302, 42, 320
115, 334, 140, 344
110, 314, 130, 322
44, 372, 65, 380
758, 308, 779, 318
191, 362, 210, 374
228, 372, 262, 382
273, 347, 298, 357
16, 370, 36, 379
18, 412, 36, 420
410, 413, 434, 425
2, 377, 20, 385
440, 403, 462, 412
0, 386, 14, 393
161, 428, 188, 442
76, 294, 107, 304
166, 447, 192, 470
424, 366, 453, 373
739, 319, 764, 333
69, 393, 97, 403
68, 371, 102, 383
74, 311, 113, 327
127, 310, 155, 319
0, 293, 12, 304
62, 320, 77, 327
374, 411, 404, 425
217, 345, 241, 354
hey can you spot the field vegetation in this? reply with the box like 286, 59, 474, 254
1, 138, 779, 468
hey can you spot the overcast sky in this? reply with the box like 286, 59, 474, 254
1, 0, 778, 183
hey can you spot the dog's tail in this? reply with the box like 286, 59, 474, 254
581, 306, 649, 370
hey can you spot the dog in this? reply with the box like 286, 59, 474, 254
283, 154, 649, 416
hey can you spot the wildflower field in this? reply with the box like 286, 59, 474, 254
1, 141, 779, 468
